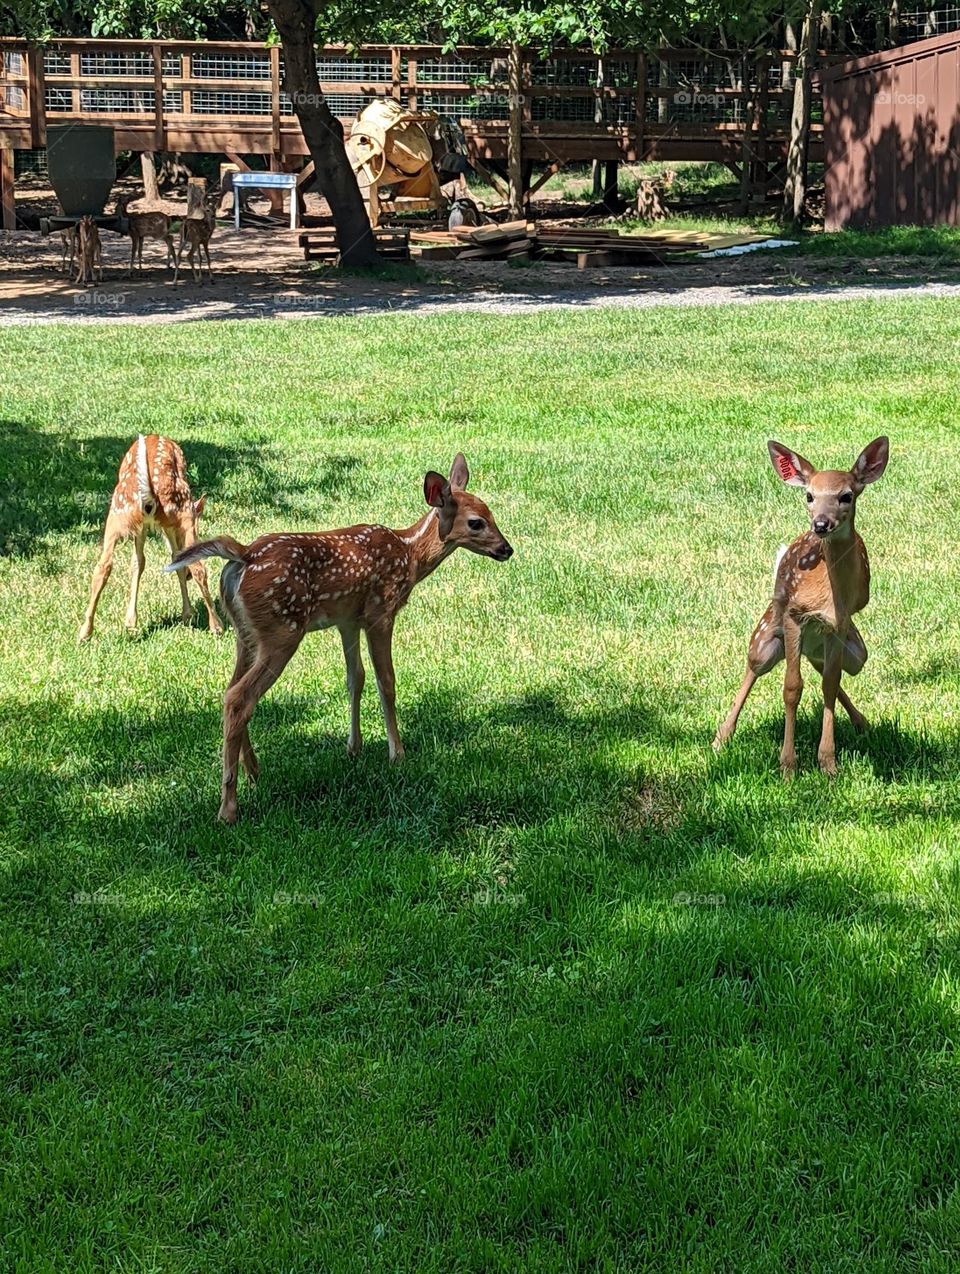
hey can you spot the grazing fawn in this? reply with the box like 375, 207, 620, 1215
174, 205, 215, 284
75, 216, 102, 286
118, 194, 176, 276
168, 454, 513, 823
713, 437, 889, 777
78, 435, 223, 643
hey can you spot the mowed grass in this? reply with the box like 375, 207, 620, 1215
2, 301, 960, 1271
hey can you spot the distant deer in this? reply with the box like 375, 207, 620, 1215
174, 203, 215, 284
118, 194, 176, 276
168, 454, 513, 823
74, 216, 102, 286
78, 435, 223, 643
713, 437, 889, 777
59, 223, 77, 275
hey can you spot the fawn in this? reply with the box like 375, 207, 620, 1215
74, 216, 102, 286
78, 435, 223, 643
713, 436, 889, 777
168, 453, 513, 823
174, 205, 215, 284
60, 224, 77, 275
118, 194, 176, 276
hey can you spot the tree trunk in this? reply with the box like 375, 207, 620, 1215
266, 0, 378, 267
140, 152, 159, 205
781, 0, 820, 228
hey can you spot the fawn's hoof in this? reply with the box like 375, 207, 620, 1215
347, 739, 362, 758
818, 751, 837, 778
712, 729, 728, 753
218, 801, 238, 825
210, 622, 224, 637
780, 757, 797, 781
389, 746, 406, 764
77, 625, 92, 645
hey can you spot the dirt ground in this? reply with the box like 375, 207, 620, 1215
3, 178, 960, 324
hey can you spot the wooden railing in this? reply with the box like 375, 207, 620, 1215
1, 38, 829, 163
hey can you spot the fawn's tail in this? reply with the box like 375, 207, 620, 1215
165, 536, 249, 573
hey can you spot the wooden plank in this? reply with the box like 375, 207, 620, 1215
0, 147, 15, 230
270, 45, 281, 157
507, 43, 523, 217
153, 42, 164, 151
27, 46, 46, 148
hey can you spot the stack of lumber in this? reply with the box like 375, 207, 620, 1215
413, 220, 534, 261
409, 221, 715, 266
298, 226, 410, 262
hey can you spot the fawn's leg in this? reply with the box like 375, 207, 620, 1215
204, 241, 213, 282
818, 635, 844, 777
124, 528, 146, 631
78, 517, 123, 643
163, 528, 192, 623
220, 637, 300, 823
780, 617, 803, 779
176, 523, 222, 634
714, 601, 783, 748
339, 622, 365, 756
365, 620, 404, 762
227, 635, 259, 782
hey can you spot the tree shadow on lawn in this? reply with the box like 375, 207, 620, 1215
3, 684, 958, 899
0, 420, 361, 562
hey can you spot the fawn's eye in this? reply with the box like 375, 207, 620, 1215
467, 517, 485, 532
806, 492, 814, 503
839, 493, 853, 505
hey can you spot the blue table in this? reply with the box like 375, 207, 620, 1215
232, 171, 299, 230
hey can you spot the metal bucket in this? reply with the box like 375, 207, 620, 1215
46, 124, 115, 217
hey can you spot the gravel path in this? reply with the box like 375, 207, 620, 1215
3, 227, 959, 325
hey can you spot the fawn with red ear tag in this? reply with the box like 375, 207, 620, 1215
168, 453, 514, 823
713, 436, 889, 778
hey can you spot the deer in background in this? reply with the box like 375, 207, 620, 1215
59, 223, 77, 276
78, 435, 223, 643
168, 454, 513, 823
118, 194, 176, 276
174, 202, 215, 284
74, 216, 102, 286
713, 436, 889, 778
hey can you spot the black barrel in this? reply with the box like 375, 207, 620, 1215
46, 124, 115, 217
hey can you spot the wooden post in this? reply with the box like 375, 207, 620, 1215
1, 148, 15, 230
635, 53, 646, 161
270, 45, 281, 158
391, 47, 401, 102
27, 47, 46, 149
407, 57, 417, 112
602, 161, 619, 212
140, 152, 160, 204
152, 42, 164, 153
507, 43, 523, 217
592, 57, 604, 197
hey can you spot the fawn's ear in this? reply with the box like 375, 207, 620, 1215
424, 471, 450, 508
193, 494, 207, 518
449, 453, 469, 491
768, 441, 815, 487
852, 436, 889, 489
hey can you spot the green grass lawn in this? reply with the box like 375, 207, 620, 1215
2, 300, 960, 1270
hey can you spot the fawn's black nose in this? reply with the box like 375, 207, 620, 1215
496, 542, 514, 560
813, 517, 831, 536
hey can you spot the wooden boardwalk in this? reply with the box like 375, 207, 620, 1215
0, 38, 829, 227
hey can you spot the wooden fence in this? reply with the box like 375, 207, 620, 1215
0, 38, 832, 226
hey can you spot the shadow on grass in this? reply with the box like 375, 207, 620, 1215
0, 420, 365, 562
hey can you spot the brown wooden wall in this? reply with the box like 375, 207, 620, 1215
819, 29, 960, 229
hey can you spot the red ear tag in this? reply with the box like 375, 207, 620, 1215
776, 455, 796, 481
